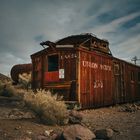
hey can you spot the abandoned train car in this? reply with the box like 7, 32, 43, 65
11, 63, 32, 84
31, 33, 140, 108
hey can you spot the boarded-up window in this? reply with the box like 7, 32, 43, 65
48, 55, 59, 72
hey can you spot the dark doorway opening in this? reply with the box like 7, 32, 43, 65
48, 55, 59, 72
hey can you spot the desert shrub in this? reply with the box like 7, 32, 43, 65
0, 81, 14, 97
0, 80, 27, 98
0, 81, 3, 95
18, 72, 31, 90
24, 90, 68, 125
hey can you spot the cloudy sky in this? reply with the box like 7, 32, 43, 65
0, 0, 140, 75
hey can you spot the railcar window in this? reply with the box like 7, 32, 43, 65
138, 72, 140, 82
48, 55, 59, 72
131, 71, 134, 81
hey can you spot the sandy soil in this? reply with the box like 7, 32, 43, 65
0, 98, 140, 140
81, 105, 140, 140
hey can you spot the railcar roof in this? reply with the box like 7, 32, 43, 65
56, 33, 108, 45
31, 33, 110, 57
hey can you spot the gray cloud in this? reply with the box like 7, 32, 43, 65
0, 0, 140, 75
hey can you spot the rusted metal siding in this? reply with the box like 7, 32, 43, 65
58, 50, 77, 101
112, 58, 140, 104
59, 50, 77, 82
32, 55, 43, 89
124, 63, 140, 102
79, 50, 113, 108
10, 63, 32, 83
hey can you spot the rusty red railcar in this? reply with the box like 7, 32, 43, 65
31, 34, 140, 108
11, 63, 32, 83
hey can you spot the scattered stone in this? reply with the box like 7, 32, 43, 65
94, 128, 113, 140
14, 126, 22, 130
119, 104, 140, 113
37, 135, 49, 140
52, 133, 63, 140
112, 128, 120, 134
44, 130, 53, 137
23, 111, 36, 119
8, 108, 24, 119
60, 124, 96, 140
69, 110, 83, 124
15, 137, 32, 140
7, 108, 35, 119
26, 130, 32, 135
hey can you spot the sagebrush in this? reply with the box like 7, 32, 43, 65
0, 79, 68, 125
18, 72, 31, 90
0, 80, 27, 98
24, 90, 68, 125
0, 81, 15, 97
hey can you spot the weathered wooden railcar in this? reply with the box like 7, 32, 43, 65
31, 33, 140, 108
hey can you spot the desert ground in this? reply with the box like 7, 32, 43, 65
0, 95, 140, 140
0, 73, 140, 140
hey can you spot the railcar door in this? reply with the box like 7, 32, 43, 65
44, 54, 59, 82
113, 62, 126, 104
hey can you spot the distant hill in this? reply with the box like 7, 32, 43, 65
0, 73, 11, 82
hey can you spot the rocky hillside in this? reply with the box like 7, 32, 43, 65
0, 73, 11, 82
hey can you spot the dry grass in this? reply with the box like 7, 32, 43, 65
18, 72, 31, 90
24, 90, 68, 125
0, 80, 27, 98
0, 81, 14, 97
0, 75, 68, 125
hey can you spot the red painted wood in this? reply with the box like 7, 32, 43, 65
45, 71, 59, 82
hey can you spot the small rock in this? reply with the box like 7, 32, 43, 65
44, 130, 53, 137
119, 104, 140, 113
24, 112, 36, 119
27, 130, 32, 135
51, 133, 60, 140
15, 126, 22, 130
16, 137, 32, 140
61, 124, 96, 140
95, 128, 113, 140
37, 135, 49, 140
69, 110, 83, 124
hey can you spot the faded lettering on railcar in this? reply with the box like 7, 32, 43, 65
82, 60, 111, 71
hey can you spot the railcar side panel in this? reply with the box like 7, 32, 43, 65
79, 50, 113, 108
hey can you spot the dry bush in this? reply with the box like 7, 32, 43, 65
18, 72, 31, 90
0, 81, 3, 95
0, 80, 27, 98
0, 81, 15, 97
24, 90, 68, 125
0, 78, 68, 125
